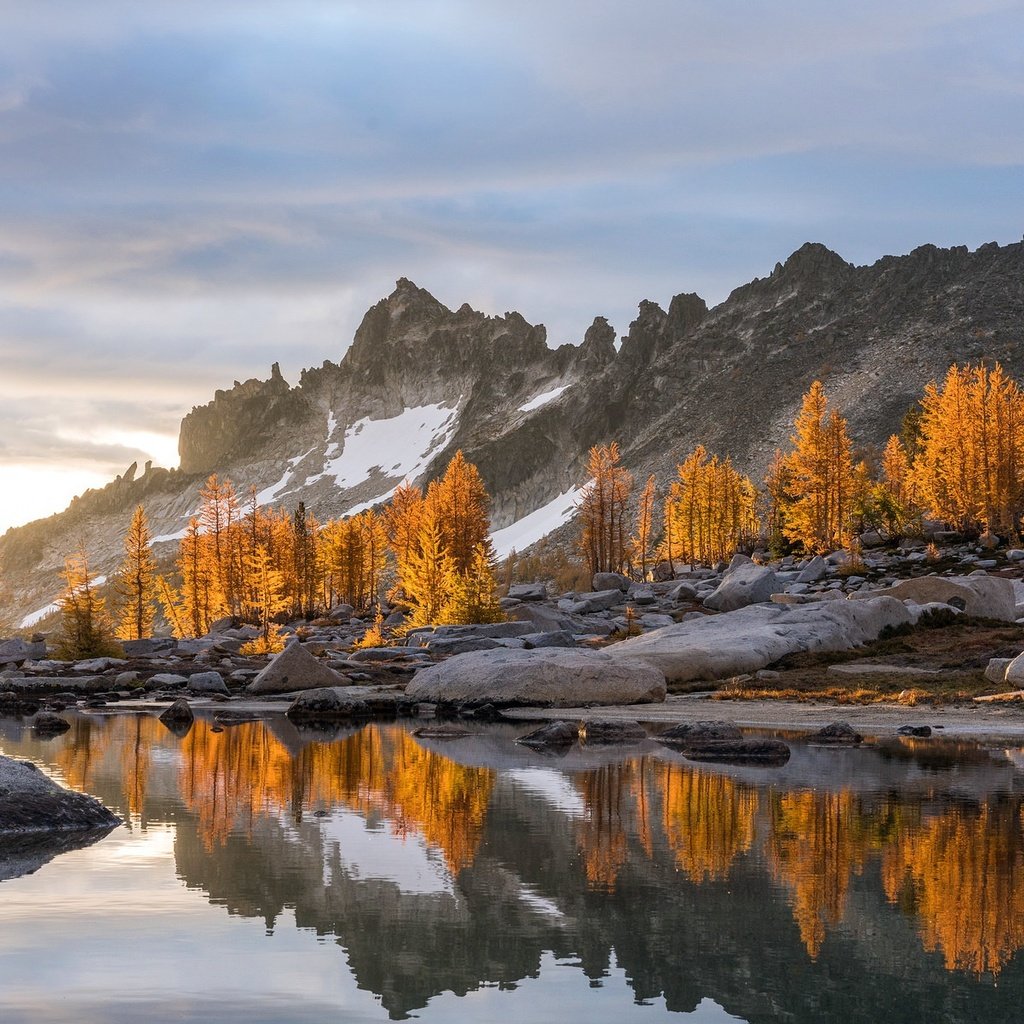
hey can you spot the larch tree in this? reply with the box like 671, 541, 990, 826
430, 450, 491, 574
115, 505, 158, 640
578, 442, 634, 574
399, 518, 454, 628
241, 543, 290, 654
783, 381, 856, 552
178, 517, 216, 637
441, 542, 504, 625
630, 474, 658, 580
55, 549, 120, 659
912, 362, 1024, 533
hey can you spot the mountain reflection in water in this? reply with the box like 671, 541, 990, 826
2, 713, 1024, 1022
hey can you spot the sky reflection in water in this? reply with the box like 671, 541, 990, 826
1, 714, 1023, 1023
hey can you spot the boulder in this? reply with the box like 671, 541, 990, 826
563, 589, 625, 614
657, 720, 743, 746
121, 638, 177, 657
147, 673, 188, 688
607, 596, 913, 683
507, 603, 582, 633
897, 725, 932, 737
985, 658, 1013, 684
412, 725, 471, 739
406, 648, 666, 707
0, 638, 45, 666
0, 755, 120, 833
521, 630, 576, 649
159, 698, 194, 727
703, 563, 783, 612
31, 712, 70, 736
1002, 652, 1024, 686
851, 574, 1016, 621
592, 572, 631, 592
425, 637, 502, 655
795, 556, 827, 583
810, 721, 862, 745
286, 687, 370, 721
667, 582, 698, 602
683, 738, 791, 765
580, 719, 647, 744
248, 641, 349, 694
516, 721, 580, 748
508, 583, 548, 602
187, 671, 229, 695
347, 646, 428, 663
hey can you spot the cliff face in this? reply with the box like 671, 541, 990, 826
3, 238, 1024, 623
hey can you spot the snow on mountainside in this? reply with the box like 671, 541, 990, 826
3, 239, 1024, 623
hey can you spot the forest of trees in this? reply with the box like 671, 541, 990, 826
52, 360, 1024, 653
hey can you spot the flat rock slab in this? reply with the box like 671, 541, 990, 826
607, 596, 913, 683
0, 755, 121, 834
406, 648, 666, 707
827, 663, 941, 677
1, 676, 106, 694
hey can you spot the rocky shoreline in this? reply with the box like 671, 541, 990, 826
2, 540, 1024, 747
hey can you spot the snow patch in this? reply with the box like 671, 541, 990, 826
255, 446, 319, 506
150, 528, 188, 545
506, 768, 586, 817
19, 602, 59, 629
518, 384, 570, 413
490, 485, 586, 559
317, 808, 455, 896
315, 402, 460, 490
342, 491, 395, 518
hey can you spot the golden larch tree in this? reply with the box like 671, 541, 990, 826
783, 381, 856, 552
55, 549, 120, 659
630, 474, 657, 580
115, 505, 158, 640
578, 442, 633, 574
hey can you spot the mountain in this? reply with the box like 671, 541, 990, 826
3, 239, 1024, 625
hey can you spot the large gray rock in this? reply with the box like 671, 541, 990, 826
508, 583, 548, 602
607, 596, 913, 683
286, 687, 370, 721
795, 555, 827, 583
0, 755, 120, 834
2, 675, 106, 695
406, 648, 666, 707
562, 589, 624, 614
703, 563, 783, 612
188, 671, 229, 695
592, 572, 630, 592
247, 641, 349, 694
0, 638, 45, 665
851, 573, 1016, 621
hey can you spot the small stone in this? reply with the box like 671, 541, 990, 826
516, 721, 580, 748
810, 721, 862, 744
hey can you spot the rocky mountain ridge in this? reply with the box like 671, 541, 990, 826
3, 238, 1024, 625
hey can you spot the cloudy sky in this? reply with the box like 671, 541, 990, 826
1, 0, 1022, 533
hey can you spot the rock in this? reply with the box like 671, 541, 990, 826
508, 583, 548, 602
0, 755, 120, 833
2, 675, 107, 695
347, 646, 428, 663
682, 738, 791, 765
851, 574, 1016, 621
187, 671, 229, 695
72, 657, 127, 672
158, 698, 195, 727
859, 529, 888, 548
248, 642, 349, 694
657, 720, 743, 745
406, 648, 666, 707
979, 530, 999, 550
810, 721, 862, 745
640, 613, 675, 629
521, 630, 577, 649
628, 585, 657, 605
114, 671, 141, 688
507, 603, 583, 633
580, 720, 647, 744
516, 721, 580, 748
703, 563, 783, 612
592, 572, 630, 592
607, 596, 913, 683
148, 673, 188, 688
31, 712, 70, 736
1007, 549, 1024, 562
0, 638, 44, 666
897, 725, 932, 737
428, 621, 535, 640
121, 638, 177, 657
425, 636, 502, 655
984, 658, 1013, 683
667, 582, 698, 602
563, 589, 624, 614
286, 687, 370, 721
1002, 652, 1024, 687
412, 725, 471, 739
328, 603, 356, 621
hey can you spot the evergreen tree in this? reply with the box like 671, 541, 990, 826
115, 505, 158, 640
783, 381, 856, 552
631, 474, 657, 580
578, 443, 633, 574
241, 543, 289, 654
441, 543, 504, 624
55, 550, 120, 659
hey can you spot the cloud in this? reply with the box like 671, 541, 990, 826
0, 0, 1021, 532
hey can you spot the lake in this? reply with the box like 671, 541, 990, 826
1, 712, 1023, 1022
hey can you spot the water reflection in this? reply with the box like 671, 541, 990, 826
3, 714, 1024, 1021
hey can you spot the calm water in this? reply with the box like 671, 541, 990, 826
2, 713, 1024, 1023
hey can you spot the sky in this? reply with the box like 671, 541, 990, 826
1, 0, 1022, 534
